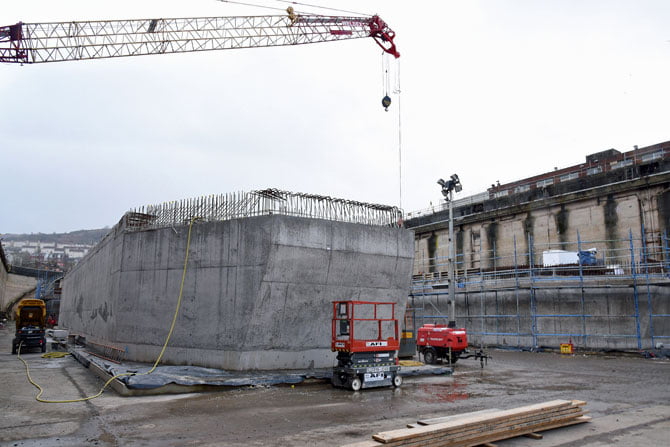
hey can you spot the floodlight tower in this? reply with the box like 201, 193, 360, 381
437, 174, 462, 328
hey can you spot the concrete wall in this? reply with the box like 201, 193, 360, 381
413, 279, 669, 351
0, 248, 7, 311
0, 247, 38, 316
60, 215, 414, 370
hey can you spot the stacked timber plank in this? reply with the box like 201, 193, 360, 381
344, 400, 590, 447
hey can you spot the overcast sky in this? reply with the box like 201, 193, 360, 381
1, 0, 668, 234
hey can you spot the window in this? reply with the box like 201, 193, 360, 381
641, 151, 663, 162
559, 172, 579, 182
514, 184, 530, 193
536, 178, 554, 188
611, 159, 633, 169
494, 190, 509, 198
587, 166, 602, 175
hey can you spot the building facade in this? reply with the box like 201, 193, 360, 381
405, 141, 670, 351
408, 141, 670, 276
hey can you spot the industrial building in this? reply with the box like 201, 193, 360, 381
405, 141, 670, 351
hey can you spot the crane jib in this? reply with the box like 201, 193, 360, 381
0, 23, 27, 63
0, 14, 399, 64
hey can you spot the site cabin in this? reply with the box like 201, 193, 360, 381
12, 299, 47, 354
331, 300, 402, 391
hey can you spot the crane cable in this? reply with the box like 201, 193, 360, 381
395, 59, 403, 212
274, 1, 370, 17
381, 53, 392, 112
17, 217, 198, 404
217, 0, 371, 17
216, 0, 287, 13
381, 53, 403, 210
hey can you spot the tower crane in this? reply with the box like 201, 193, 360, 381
0, 8, 399, 64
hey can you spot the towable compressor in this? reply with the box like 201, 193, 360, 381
331, 300, 402, 391
416, 323, 489, 367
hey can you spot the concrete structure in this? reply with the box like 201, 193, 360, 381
410, 277, 669, 350
59, 190, 414, 370
0, 242, 38, 318
406, 141, 670, 351
408, 141, 670, 273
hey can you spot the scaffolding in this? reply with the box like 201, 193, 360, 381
410, 229, 670, 351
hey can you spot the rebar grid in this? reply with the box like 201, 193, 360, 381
124, 188, 402, 230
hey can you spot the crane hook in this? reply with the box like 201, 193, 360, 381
382, 95, 391, 112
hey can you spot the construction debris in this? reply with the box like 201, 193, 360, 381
343, 399, 590, 446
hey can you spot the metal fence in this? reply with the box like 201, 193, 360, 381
124, 188, 403, 231
410, 229, 670, 351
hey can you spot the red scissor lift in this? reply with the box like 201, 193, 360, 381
331, 300, 402, 391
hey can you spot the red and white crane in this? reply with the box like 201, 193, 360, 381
0, 7, 399, 64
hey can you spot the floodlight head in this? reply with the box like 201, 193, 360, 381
437, 178, 447, 187
451, 174, 460, 183
455, 184, 463, 193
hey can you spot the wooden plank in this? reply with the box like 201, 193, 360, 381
347, 402, 590, 447
446, 413, 590, 447
384, 415, 591, 447
341, 441, 382, 447
383, 410, 584, 446
372, 402, 581, 444
417, 409, 501, 426
372, 400, 575, 443
371, 409, 587, 446
454, 416, 592, 447
409, 414, 583, 447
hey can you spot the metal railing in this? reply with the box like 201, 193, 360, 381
124, 188, 403, 231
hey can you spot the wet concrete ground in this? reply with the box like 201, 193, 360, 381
1, 326, 668, 446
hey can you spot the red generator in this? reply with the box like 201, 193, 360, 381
416, 323, 468, 364
331, 300, 402, 391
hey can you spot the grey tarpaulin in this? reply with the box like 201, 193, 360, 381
72, 349, 451, 391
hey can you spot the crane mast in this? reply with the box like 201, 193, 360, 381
0, 10, 399, 64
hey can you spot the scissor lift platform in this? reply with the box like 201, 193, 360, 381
331, 300, 402, 391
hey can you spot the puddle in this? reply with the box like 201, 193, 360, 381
416, 381, 470, 403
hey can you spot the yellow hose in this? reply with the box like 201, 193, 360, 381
18, 217, 197, 403
41, 352, 70, 359
399, 360, 424, 367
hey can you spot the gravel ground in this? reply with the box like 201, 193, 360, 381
1, 327, 668, 446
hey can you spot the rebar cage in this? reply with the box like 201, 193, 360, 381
123, 188, 403, 231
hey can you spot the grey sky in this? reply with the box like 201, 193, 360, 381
1, 0, 668, 234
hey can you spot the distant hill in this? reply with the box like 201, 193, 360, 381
2, 228, 109, 245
